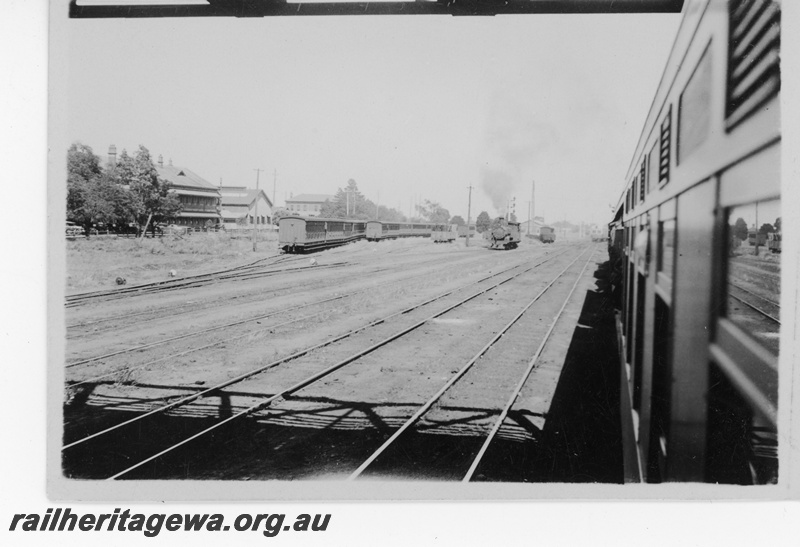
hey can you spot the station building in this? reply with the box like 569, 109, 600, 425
155, 158, 222, 229
284, 193, 334, 217
219, 186, 274, 230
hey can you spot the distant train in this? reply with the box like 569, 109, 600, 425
487, 218, 521, 250
457, 224, 477, 238
365, 220, 434, 242
539, 226, 556, 243
590, 226, 607, 242
767, 232, 781, 254
431, 224, 458, 243
278, 216, 367, 253
747, 230, 767, 247
609, 0, 781, 484
279, 217, 434, 253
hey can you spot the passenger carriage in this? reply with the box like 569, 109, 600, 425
539, 226, 556, 243
365, 221, 433, 241
613, 0, 781, 484
279, 216, 366, 253
431, 224, 457, 243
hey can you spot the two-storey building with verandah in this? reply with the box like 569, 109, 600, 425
155, 157, 222, 229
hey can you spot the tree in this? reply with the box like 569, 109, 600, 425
101, 154, 143, 229
116, 145, 182, 236
68, 179, 119, 237
509, 212, 518, 223
319, 179, 370, 219
374, 204, 406, 223
416, 200, 450, 224
758, 223, 775, 235
774, 217, 781, 233
272, 207, 289, 225
105, 172, 141, 228
108, 148, 137, 186
67, 142, 120, 237
450, 215, 466, 226
732, 217, 748, 241
476, 211, 491, 233
318, 198, 342, 219
67, 142, 102, 185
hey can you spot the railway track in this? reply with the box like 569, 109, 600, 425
348, 246, 596, 481
62, 245, 592, 480
65, 249, 562, 374
728, 281, 780, 324
64, 255, 334, 309
65, 248, 532, 336
64, 249, 571, 440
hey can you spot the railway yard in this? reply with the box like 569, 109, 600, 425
62, 237, 623, 482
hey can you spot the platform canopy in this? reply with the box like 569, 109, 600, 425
69, 0, 684, 18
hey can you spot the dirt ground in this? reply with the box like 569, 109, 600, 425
63, 235, 620, 482
65, 231, 281, 292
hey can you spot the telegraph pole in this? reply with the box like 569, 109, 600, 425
754, 202, 760, 256
253, 168, 262, 252
531, 179, 535, 235
272, 168, 277, 212
527, 201, 531, 235
466, 185, 474, 247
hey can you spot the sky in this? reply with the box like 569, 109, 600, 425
62, 8, 680, 226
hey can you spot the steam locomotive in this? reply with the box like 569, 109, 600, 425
487, 217, 521, 250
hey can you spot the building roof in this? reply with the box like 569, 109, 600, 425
220, 187, 273, 208
286, 193, 335, 204
156, 164, 219, 192
220, 205, 251, 219
518, 219, 546, 229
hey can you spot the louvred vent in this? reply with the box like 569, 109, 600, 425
659, 106, 671, 185
640, 160, 646, 200
726, 0, 781, 129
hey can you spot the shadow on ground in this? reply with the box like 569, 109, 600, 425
62, 261, 623, 483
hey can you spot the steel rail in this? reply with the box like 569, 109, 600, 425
462, 247, 596, 481
728, 292, 780, 325
65, 257, 310, 303
65, 252, 297, 302
347, 246, 592, 480
98, 250, 578, 478
66, 310, 328, 388
65, 251, 567, 453
66, 263, 349, 330
65, 262, 348, 308
728, 281, 780, 309
65, 293, 352, 368
66, 250, 495, 329
66, 256, 423, 329
67, 249, 523, 357
65, 271, 322, 331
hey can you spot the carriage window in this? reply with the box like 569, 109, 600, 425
678, 43, 711, 163
725, 199, 781, 355
658, 219, 675, 277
